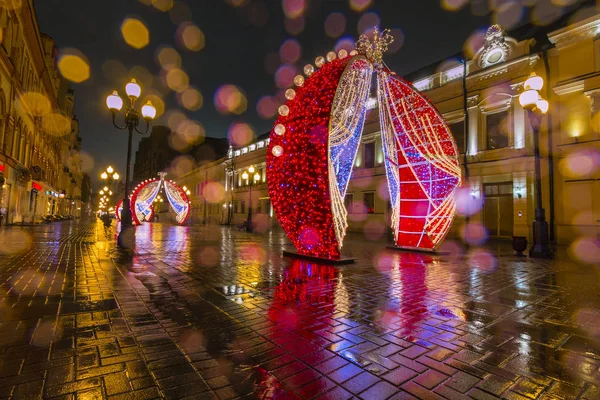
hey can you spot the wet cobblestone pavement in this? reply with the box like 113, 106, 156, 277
0, 220, 599, 399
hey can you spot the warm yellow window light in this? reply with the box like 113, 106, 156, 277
125, 78, 141, 99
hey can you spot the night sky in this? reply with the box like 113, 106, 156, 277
35, 0, 494, 186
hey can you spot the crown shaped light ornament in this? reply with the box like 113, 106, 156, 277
356, 27, 394, 65
267, 27, 461, 261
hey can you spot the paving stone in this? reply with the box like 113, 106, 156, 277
2, 221, 598, 400
328, 363, 363, 383
445, 371, 481, 393
342, 372, 380, 394
382, 367, 418, 385
358, 380, 398, 399
413, 369, 449, 389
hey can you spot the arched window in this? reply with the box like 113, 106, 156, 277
241, 201, 245, 214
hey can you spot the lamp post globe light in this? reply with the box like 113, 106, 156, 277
105, 79, 156, 248
518, 73, 553, 258
242, 165, 261, 233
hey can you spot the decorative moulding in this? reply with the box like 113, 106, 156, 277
548, 15, 600, 49
553, 80, 584, 96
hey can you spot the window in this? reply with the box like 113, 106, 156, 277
344, 194, 354, 213
363, 192, 375, 214
486, 110, 510, 150
241, 201, 245, 214
364, 142, 375, 168
234, 201, 238, 213
448, 120, 465, 154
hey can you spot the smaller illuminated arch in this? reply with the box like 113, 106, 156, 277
116, 172, 191, 225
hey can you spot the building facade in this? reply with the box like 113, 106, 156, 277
133, 125, 229, 185
177, 13, 599, 246
0, 1, 83, 224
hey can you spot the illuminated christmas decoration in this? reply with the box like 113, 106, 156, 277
116, 199, 154, 222
116, 172, 191, 225
267, 28, 461, 260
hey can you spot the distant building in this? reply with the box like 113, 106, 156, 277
132, 125, 229, 184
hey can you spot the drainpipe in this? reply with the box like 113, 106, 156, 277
462, 55, 470, 225
542, 50, 555, 242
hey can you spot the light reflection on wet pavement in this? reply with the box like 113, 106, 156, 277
0, 220, 599, 399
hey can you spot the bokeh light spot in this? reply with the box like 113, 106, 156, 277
228, 122, 255, 147
0, 230, 32, 255
214, 85, 247, 115
151, 0, 173, 11
285, 16, 305, 35
57, 51, 90, 83
455, 187, 483, 216
42, 113, 71, 137
467, 249, 498, 274
204, 182, 225, 203
256, 96, 278, 119
493, 1, 524, 29
460, 222, 488, 246
169, 1, 191, 24
325, 12, 346, 38
178, 22, 205, 52
165, 68, 189, 93
121, 18, 150, 49
349, 0, 373, 12
157, 46, 181, 71
357, 12, 380, 35
282, 0, 306, 19
179, 87, 203, 111
569, 236, 600, 265
279, 39, 302, 64
559, 149, 599, 178
441, 0, 468, 11
275, 64, 297, 88
20, 92, 51, 117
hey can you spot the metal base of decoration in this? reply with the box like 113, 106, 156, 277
385, 245, 448, 255
529, 211, 553, 259
282, 248, 356, 265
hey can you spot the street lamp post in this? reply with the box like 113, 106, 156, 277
241, 165, 260, 233
519, 73, 553, 258
105, 79, 156, 247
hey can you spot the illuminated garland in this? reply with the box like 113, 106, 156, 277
116, 199, 154, 223
378, 69, 460, 249
267, 28, 461, 259
126, 173, 191, 225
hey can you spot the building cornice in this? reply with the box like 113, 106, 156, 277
553, 79, 584, 96
548, 14, 600, 49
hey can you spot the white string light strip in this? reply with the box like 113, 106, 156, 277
164, 180, 189, 224
328, 57, 373, 248
377, 70, 461, 248
377, 75, 401, 243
